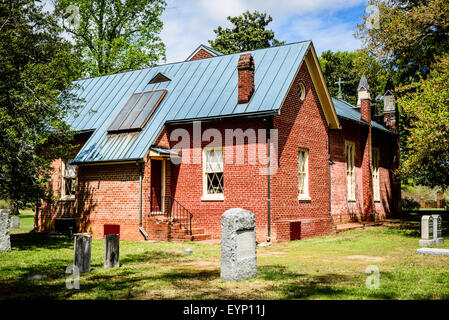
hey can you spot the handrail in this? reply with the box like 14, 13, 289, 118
150, 190, 193, 235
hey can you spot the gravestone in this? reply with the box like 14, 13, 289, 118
0, 210, 11, 253
104, 234, 119, 268
73, 233, 92, 273
417, 248, 449, 256
432, 214, 444, 245
221, 208, 257, 281
419, 215, 436, 247
10, 216, 20, 229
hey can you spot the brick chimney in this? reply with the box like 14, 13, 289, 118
358, 75, 374, 221
237, 53, 255, 104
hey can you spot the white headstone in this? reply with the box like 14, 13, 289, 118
10, 216, 20, 229
419, 215, 437, 247
221, 208, 257, 281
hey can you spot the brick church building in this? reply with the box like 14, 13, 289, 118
37, 41, 400, 242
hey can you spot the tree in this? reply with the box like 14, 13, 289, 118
54, 0, 166, 77
398, 54, 449, 190
356, 0, 449, 84
208, 10, 284, 54
0, 0, 81, 215
319, 49, 389, 113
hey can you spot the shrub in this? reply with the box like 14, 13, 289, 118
401, 197, 421, 212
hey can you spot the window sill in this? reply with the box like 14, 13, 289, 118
298, 195, 311, 201
59, 196, 75, 202
201, 194, 225, 202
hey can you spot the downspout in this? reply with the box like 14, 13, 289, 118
264, 118, 272, 242
328, 131, 337, 232
137, 162, 148, 239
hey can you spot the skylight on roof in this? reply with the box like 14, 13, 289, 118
108, 89, 167, 133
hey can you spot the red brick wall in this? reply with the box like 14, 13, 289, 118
271, 62, 333, 241
165, 118, 270, 242
189, 48, 214, 61
330, 118, 395, 222
38, 132, 91, 232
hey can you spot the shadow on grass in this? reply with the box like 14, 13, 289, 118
382, 213, 449, 238
10, 232, 72, 251
120, 250, 186, 265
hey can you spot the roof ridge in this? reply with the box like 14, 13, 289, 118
75, 40, 313, 82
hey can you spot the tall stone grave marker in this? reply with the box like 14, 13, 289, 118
0, 210, 11, 253
419, 215, 436, 247
221, 208, 257, 281
73, 233, 92, 273
432, 214, 444, 245
104, 234, 120, 268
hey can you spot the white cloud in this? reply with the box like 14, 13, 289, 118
161, 0, 367, 63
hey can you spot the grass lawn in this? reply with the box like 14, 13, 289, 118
1, 214, 449, 300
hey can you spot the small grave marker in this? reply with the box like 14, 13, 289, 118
73, 233, 92, 273
10, 216, 19, 229
104, 234, 119, 268
432, 214, 444, 245
419, 215, 436, 247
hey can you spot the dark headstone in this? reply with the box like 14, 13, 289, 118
74, 234, 92, 273
104, 234, 119, 268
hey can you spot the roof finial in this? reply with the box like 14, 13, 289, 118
335, 77, 345, 99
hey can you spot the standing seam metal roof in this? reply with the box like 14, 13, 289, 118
71, 41, 311, 163
69, 41, 393, 164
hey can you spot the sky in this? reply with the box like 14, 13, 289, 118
44, 0, 370, 64
161, 0, 369, 63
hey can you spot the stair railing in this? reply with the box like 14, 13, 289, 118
150, 191, 193, 235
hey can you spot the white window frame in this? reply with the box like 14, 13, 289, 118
61, 158, 76, 200
372, 147, 380, 202
201, 146, 224, 201
298, 148, 310, 200
345, 140, 356, 202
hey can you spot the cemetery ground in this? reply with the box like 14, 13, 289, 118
1, 211, 449, 300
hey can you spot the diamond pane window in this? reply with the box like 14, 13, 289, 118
204, 147, 223, 195
108, 89, 166, 133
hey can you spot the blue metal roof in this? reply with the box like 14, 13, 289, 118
332, 98, 394, 134
71, 41, 311, 163
69, 41, 392, 164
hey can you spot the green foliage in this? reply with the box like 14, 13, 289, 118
208, 10, 284, 54
319, 49, 388, 113
54, 0, 167, 77
0, 0, 81, 213
400, 197, 420, 212
398, 55, 449, 189
357, 0, 449, 84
